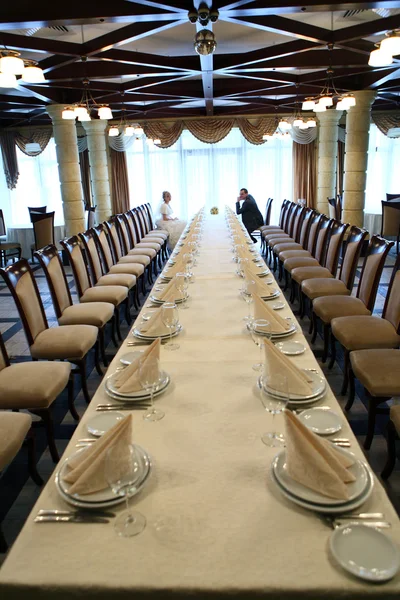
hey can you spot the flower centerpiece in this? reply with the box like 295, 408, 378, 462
210, 206, 219, 215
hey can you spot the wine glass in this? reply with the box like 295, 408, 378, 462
139, 356, 165, 421
259, 373, 289, 447
105, 444, 146, 537
250, 319, 271, 371
183, 253, 194, 283
237, 257, 248, 277
241, 279, 256, 322
161, 302, 180, 351
175, 272, 189, 309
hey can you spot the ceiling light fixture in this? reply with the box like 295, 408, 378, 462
21, 59, 45, 83
194, 29, 217, 56
0, 71, 17, 88
61, 76, 113, 121
0, 50, 45, 88
188, 4, 219, 27
369, 30, 400, 66
0, 50, 24, 75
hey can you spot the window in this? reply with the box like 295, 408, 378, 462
365, 124, 400, 214
0, 138, 64, 228
125, 128, 293, 224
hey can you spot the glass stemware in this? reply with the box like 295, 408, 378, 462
237, 257, 249, 277
139, 356, 165, 421
105, 443, 146, 537
250, 318, 271, 371
241, 279, 256, 322
259, 373, 289, 447
175, 272, 189, 309
161, 302, 180, 351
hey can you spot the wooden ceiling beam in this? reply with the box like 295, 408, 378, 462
333, 14, 400, 44
0, 32, 83, 56
222, 15, 331, 44
220, 2, 400, 15
45, 61, 183, 80
99, 49, 200, 72
232, 49, 369, 70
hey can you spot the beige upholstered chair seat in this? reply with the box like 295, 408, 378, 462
0, 362, 71, 410
0, 412, 31, 470
1, 242, 20, 250
292, 266, 332, 285
266, 233, 290, 244
80, 285, 128, 306
118, 255, 150, 267
274, 242, 302, 255
96, 273, 136, 289
268, 235, 292, 247
145, 233, 164, 241
284, 256, 319, 273
313, 296, 371, 324
331, 315, 400, 351
301, 278, 351, 300
137, 240, 161, 250
58, 302, 114, 327
31, 325, 98, 360
260, 225, 281, 233
391, 404, 400, 432
280, 249, 311, 262
109, 263, 144, 277
149, 229, 168, 239
128, 247, 157, 259
351, 350, 400, 397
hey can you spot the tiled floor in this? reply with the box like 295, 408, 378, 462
0, 246, 399, 558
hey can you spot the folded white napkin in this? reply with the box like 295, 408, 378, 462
243, 265, 275, 298
137, 309, 174, 337
114, 338, 160, 393
152, 277, 185, 303
63, 415, 133, 495
284, 410, 356, 500
253, 295, 292, 334
263, 337, 314, 396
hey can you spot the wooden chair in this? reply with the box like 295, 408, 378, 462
270, 205, 307, 271
28, 206, 47, 220
0, 209, 21, 268
86, 205, 97, 230
30, 211, 55, 262
132, 207, 165, 259
327, 196, 342, 221
275, 208, 315, 283
381, 198, 400, 254
34, 244, 115, 366
386, 193, 400, 201
261, 199, 288, 236
259, 198, 273, 253
0, 259, 98, 405
105, 218, 153, 285
381, 404, 400, 479
137, 204, 169, 259
118, 213, 159, 275
0, 329, 72, 464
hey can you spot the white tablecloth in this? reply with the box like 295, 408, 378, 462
7, 225, 66, 259
363, 213, 382, 236
0, 213, 399, 599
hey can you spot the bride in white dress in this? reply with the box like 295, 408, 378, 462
155, 191, 187, 249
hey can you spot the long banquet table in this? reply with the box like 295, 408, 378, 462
1, 212, 399, 599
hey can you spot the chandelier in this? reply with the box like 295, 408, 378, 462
301, 68, 356, 113
62, 78, 113, 121
368, 30, 400, 66
0, 50, 45, 88
108, 109, 146, 138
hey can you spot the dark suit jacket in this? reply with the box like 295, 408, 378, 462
236, 195, 264, 232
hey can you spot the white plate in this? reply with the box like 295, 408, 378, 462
298, 407, 342, 435
271, 468, 374, 514
104, 384, 167, 403
270, 324, 297, 339
272, 449, 369, 506
272, 301, 285, 310
133, 323, 183, 340
105, 370, 170, 400
275, 341, 306, 356
86, 412, 125, 437
262, 369, 326, 401
261, 289, 280, 301
120, 351, 142, 366
329, 523, 400, 582
55, 445, 151, 508
257, 270, 271, 278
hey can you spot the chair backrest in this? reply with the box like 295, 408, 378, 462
357, 235, 394, 310
324, 220, 349, 275
282, 201, 295, 233
287, 204, 303, 239
264, 198, 273, 226
104, 218, 124, 261
86, 206, 97, 230
133, 207, 148, 239
34, 244, 73, 318
31, 211, 55, 252
0, 331, 10, 372
125, 211, 140, 246
277, 199, 289, 229
313, 215, 331, 263
0, 210, 6, 237
138, 205, 151, 235
143, 203, 155, 230
338, 226, 369, 290
306, 212, 323, 254
298, 208, 314, 248
381, 200, 400, 237
115, 214, 133, 255
28, 206, 47, 221
0, 259, 48, 345
292, 206, 307, 243
382, 253, 400, 332
79, 229, 105, 286
93, 224, 116, 271
60, 236, 92, 298
327, 198, 336, 220
129, 210, 145, 244
386, 193, 400, 201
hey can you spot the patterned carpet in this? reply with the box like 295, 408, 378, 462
0, 247, 399, 556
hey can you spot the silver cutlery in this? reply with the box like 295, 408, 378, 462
329, 520, 391, 529
96, 403, 151, 411
332, 512, 384, 520
37, 509, 115, 518
34, 515, 110, 524
332, 441, 351, 447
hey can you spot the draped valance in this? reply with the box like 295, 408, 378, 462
15, 127, 52, 156
372, 113, 400, 136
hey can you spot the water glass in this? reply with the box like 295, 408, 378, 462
139, 356, 165, 421
175, 272, 189, 309
250, 319, 271, 371
259, 373, 289, 447
241, 279, 256, 322
161, 302, 180, 351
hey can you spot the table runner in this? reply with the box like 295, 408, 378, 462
0, 213, 399, 599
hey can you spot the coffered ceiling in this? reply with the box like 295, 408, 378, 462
0, 1, 400, 126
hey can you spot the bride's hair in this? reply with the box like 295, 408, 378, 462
162, 191, 170, 201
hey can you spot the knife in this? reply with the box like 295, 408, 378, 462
334, 520, 391, 529
96, 404, 151, 411
37, 509, 115, 518
34, 515, 110, 524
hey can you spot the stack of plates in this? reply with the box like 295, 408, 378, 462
271, 449, 374, 514
105, 371, 170, 402
254, 319, 296, 339
55, 445, 152, 509
259, 369, 326, 406
150, 294, 188, 305
261, 289, 281, 301
132, 323, 183, 341
257, 269, 271, 278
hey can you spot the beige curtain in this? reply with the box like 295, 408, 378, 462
292, 141, 317, 208
110, 149, 130, 214
336, 140, 345, 198
372, 113, 400, 136
79, 148, 92, 209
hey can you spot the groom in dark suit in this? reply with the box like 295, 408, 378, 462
235, 188, 264, 243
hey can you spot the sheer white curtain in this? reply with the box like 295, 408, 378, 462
0, 138, 64, 228
365, 124, 400, 214
125, 127, 293, 224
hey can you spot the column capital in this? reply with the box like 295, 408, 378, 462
317, 109, 343, 126
82, 119, 108, 134
350, 90, 376, 109
46, 103, 73, 123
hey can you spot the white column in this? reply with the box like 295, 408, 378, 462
82, 119, 112, 223
316, 109, 343, 216
46, 104, 85, 236
342, 90, 376, 227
